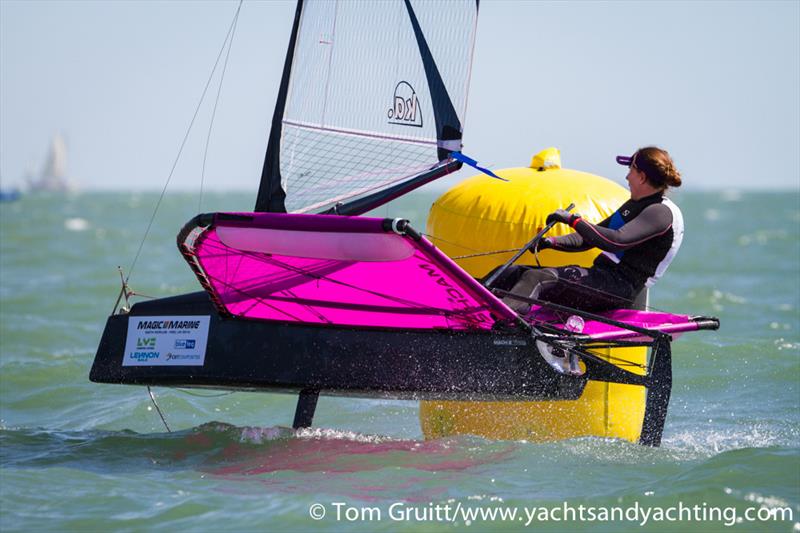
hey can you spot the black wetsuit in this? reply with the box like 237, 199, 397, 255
494, 192, 684, 311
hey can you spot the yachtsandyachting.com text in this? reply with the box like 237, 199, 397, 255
307, 500, 794, 527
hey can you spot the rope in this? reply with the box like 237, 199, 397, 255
127, 291, 157, 300
147, 386, 171, 433
124, 1, 244, 288
452, 247, 520, 260
200, 0, 242, 213
422, 233, 484, 254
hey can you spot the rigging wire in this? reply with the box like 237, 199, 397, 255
422, 233, 484, 254
432, 236, 548, 269
147, 386, 172, 433
199, 0, 243, 213
111, 266, 132, 315
122, 1, 244, 294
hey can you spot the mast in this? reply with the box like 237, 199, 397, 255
254, 0, 304, 213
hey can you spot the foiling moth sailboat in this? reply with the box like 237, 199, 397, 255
91, 0, 718, 446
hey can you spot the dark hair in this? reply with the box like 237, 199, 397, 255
632, 146, 682, 189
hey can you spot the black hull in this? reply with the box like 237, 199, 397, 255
91, 292, 586, 401
90, 291, 673, 445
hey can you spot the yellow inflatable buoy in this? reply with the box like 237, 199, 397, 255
419, 148, 649, 443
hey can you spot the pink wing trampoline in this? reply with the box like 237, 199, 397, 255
181, 212, 712, 341
182, 212, 518, 330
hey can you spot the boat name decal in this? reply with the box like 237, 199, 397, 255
387, 81, 423, 127
418, 263, 470, 306
418, 263, 488, 325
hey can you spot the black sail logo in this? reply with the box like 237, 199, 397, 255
387, 81, 423, 127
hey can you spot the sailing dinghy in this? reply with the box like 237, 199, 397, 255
91, 0, 718, 446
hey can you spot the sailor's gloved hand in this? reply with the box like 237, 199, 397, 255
527, 237, 553, 255
546, 209, 580, 226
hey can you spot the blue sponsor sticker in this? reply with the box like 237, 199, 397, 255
174, 339, 196, 350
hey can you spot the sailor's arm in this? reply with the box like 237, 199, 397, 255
538, 214, 612, 252
566, 204, 673, 253
543, 232, 589, 251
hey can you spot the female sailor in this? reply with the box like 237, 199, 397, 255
497, 146, 684, 313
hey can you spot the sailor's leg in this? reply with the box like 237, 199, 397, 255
481, 264, 529, 290
502, 268, 559, 313
543, 265, 633, 311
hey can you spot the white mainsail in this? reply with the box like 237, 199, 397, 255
265, 0, 479, 214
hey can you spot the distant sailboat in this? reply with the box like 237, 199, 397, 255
0, 177, 21, 202
0, 189, 21, 202
27, 134, 75, 193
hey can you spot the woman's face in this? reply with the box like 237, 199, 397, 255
625, 166, 648, 196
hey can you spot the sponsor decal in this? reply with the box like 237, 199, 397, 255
174, 339, 196, 350
123, 315, 210, 367
387, 81, 423, 127
137, 320, 202, 330
136, 337, 156, 349
166, 352, 201, 361
131, 351, 160, 362
493, 339, 528, 346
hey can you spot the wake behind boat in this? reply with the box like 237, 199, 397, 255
90, 0, 718, 447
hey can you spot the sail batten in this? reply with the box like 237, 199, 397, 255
256, 0, 479, 214
282, 119, 439, 148
291, 162, 436, 214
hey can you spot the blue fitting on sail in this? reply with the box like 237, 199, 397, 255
450, 151, 507, 181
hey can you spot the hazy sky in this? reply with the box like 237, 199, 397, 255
1, 0, 798, 193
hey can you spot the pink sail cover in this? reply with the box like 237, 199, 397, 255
188, 213, 519, 330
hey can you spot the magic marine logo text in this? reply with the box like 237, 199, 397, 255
137, 320, 201, 330
387, 81, 423, 127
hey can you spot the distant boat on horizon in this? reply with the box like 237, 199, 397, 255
0, 170, 22, 202
27, 133, 76, 193
0, 187, 21, 202
0, 189, 22, 202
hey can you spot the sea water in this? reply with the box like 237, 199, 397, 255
1, 190, 798, 532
